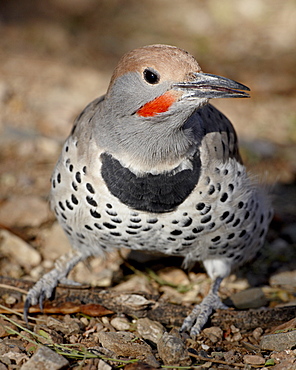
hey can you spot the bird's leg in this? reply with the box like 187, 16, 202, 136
24, 250, 86, 323
180, 276, 228, 338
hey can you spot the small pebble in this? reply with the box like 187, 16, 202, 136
203, 327, 223, 343
20, 346, 69, 370
110, 317, 130, 331
230, 287, 267, 309
252, 327, 263, 341
0, 229, 41, 267
260, 331, 296, 351
136, 318, 165, 345
157, 330, 191, 366
243, 354, 265, 365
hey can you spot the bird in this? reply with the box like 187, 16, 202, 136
24, 44, 273, 337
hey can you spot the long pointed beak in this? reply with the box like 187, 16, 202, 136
173, 72, 250, 99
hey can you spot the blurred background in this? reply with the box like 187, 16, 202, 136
0, 0, 295, 284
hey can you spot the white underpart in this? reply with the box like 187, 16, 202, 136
203, 258, 232, 280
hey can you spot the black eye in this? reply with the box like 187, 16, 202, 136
143, 68, 160, 84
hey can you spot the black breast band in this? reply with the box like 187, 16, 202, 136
100, 152, 201, 213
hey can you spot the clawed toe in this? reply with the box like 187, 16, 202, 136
180, 277, 228, 338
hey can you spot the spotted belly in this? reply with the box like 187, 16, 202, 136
51, 144, 272, 271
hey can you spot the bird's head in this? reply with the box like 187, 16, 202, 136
97, 44, 249, 173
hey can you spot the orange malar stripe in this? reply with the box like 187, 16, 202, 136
137, 91, 177, 117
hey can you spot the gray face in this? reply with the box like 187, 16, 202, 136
91, 45, 249, 174
94, 71, 206, 174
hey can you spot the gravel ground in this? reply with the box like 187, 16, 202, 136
0, 1, 295, 369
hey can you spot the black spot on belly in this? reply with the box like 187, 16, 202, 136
58, 201, 65, 211
226, 214, 235, 223
239, 229, 246, 237
72, 181, 78, 191
221, 212, 230, 222
110, 232, 121, 237
130, 217, 141, 223
90, 209, 101, 218
238, 201, 244, 209
66, 200, 73, 210
201, 205, 211, 215
183, 235, 196, 241
220, 193, 228, 202
201, 215, 211, 224
192, 226, 204, 233
100, 152, 201, 213
208, 185, 215, 195
71, 194, 79, 205
86, 196, 97, 207
180, 217, 192, 227
171, 229, 182, 236
106, 209, 118, 216
147, 218, 158, 224
126, 230, 138, 235
228, 184, 234, 192
196, 202, 205, 211
128, 224, 141, 229
103, 222, 116, 229
86, 183, 95, 194
75, 172, 81, 183
111, 217, 122, 223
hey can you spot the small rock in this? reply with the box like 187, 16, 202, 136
0, 195, 49, 228
110, 317, 131, 331
136, 318, 165, 345
260, 331, 296, 351
243, 354, 265, 365
270, 270, 296, 290
158, 267, 190, 286
230, 287, 267, 309
223, 350, 241, 364
0, 363, 8, 370
97, 331, 158, 368
0, 229, 41, 267
47, 316, 81, 335
97, 359, 112, 370
252, 327, 263, 341
20, 346, 69, 370
157, 330, 191, 366
203, 326, 223, 343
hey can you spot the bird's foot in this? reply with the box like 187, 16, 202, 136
180, 277, 228, 338
180, 291, 227, 338
24, 250, 85, 323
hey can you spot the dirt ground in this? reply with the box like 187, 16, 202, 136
0, 1, 295, 369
